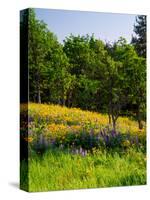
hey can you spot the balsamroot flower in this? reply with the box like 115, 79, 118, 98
24, 136, 33, 143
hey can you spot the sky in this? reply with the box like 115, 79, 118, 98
35, 8, 137, 44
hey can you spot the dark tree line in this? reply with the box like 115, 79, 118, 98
131, 15, 146, 58
20, 9, 146, 130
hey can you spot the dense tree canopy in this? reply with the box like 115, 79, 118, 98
21, 9, 146, 130
131, 15, 146, 58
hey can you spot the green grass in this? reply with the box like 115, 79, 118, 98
20, 103, 146, 191
21, 148, 146, 192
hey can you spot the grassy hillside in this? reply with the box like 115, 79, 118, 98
20, 103, 146, 191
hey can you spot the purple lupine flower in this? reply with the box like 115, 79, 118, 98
100, 130, 104, 137
51, 138, 56, 146
135, 135, 139, 146
79, 147, 83, 154
28, 116, 33, 123
111, 130, 116, 137
81, 150, 85, 157
75, 149, 79, 154
104, 135, 109, 144
130, 137, 134, 145
97, 134, 101, 140
103, 129, 107, 137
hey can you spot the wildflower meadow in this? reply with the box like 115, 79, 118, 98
20, 103, 146, 191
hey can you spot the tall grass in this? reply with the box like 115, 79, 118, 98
21, 148, 146, 192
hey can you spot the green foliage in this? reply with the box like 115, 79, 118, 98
26, 9, 146, 129
28, 9, 71, 104
20, 148, 146, 191
131, 15, 146, 58
63, 34, 108, 110
106, 38, 146, 128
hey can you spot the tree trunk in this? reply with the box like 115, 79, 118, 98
36, 70, 41, 104
66, 91, 73, 107
62, 98, 66, 106
108, 113, 111, 124
137, 110, 143, 129
136, 104, 143, 129
37, 88, 41, 104
138, 120, 143, 129
112, 116, 116, 131
108, 105, 111, 124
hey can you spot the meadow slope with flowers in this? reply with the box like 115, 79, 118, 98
20, 103, 146, 191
